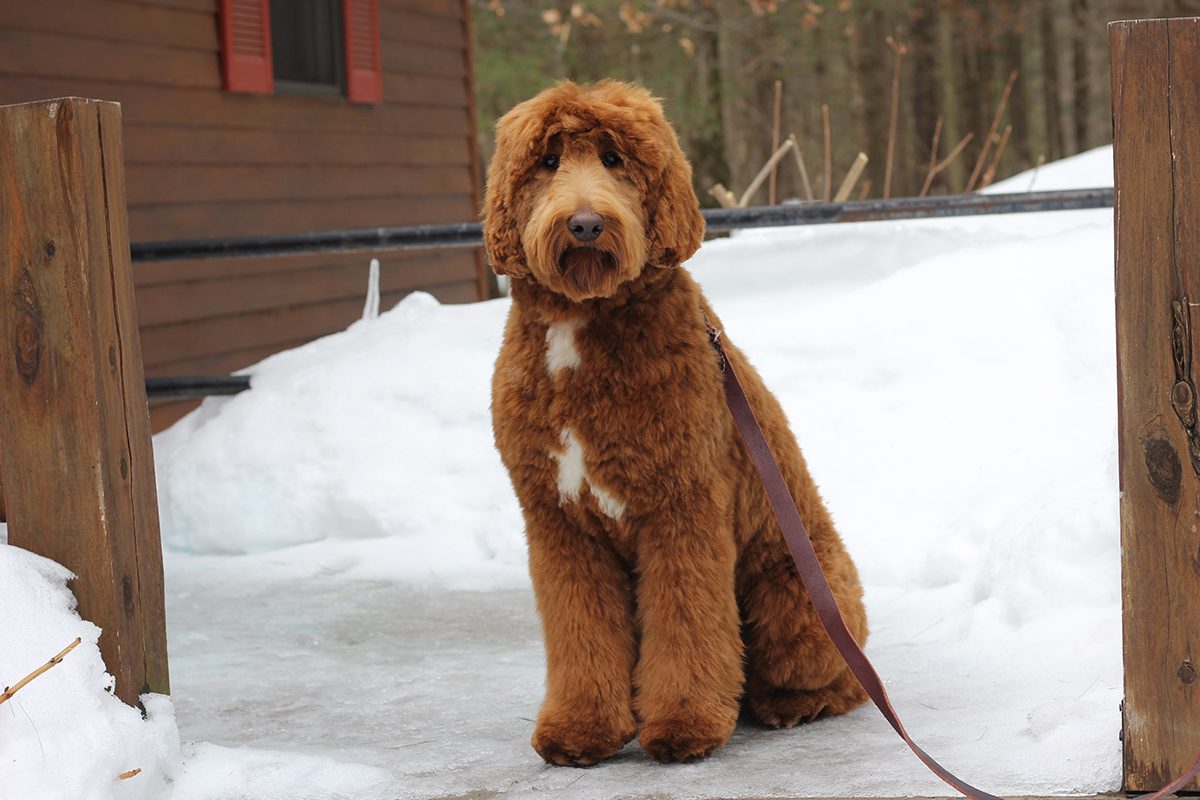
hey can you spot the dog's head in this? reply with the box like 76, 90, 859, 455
483, 81, 705, 302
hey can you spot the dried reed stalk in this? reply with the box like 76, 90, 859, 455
978, 123, 1013, 190
118, 769, 142, 780
0, 638, 81, 706
833, 152, 869, 202
920, 115, 975, 197
883, 35, 907, 198
788, 134, 814, 201
708, 182, 738, 209
739, 138, 796, 207
966, 69, 1018, 193
768, 79, 783, 205
821, 104, 832, 202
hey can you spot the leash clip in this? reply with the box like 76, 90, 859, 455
703, 315, 727, 373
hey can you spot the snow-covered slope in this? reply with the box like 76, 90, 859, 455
2, 145, 1122, 799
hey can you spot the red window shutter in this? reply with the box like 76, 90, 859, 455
219, 0, 274, 94
343, 0, 383, 105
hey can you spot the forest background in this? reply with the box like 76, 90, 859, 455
470, 0, 1200, 204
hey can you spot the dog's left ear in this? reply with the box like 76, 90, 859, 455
646, 133, 705, 268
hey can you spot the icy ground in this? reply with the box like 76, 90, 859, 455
1, 147, 1119, 799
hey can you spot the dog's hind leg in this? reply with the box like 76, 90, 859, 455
737, 532, 869, 729
525, 502, 638, 766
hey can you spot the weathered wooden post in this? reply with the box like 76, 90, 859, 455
1111, 17, 1200, 793
0, 98, 169, 704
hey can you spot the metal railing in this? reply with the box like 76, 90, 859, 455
141, 188, 1114, 399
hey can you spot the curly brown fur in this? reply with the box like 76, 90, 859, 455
484, 80, 869, 766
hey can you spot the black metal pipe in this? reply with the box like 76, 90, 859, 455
702, 187, 1113, 230
138, 187, 1115, 400
145, 375, 251, 399
129, 188, 1113, 263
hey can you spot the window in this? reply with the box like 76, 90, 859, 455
270, 0, 344, 94
219, 0, 382, 105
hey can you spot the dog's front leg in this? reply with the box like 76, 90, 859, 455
526, 508, 638, 766
633, 501, 743, 762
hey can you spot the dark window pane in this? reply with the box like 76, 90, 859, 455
271, 0, 343, 87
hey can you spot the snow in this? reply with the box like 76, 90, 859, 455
0, 544, 180, 799
984, 145, 1113, 193
1, 146, 1125, 798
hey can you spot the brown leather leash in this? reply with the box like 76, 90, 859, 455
706, 322, 1200, 800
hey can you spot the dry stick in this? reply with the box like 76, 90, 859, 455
707, 182, 738, 209
821, 104, 832, 202
966, 69, 1018, 193
883, 35, 907, 199
739, 138, 796, 207
118, 769, 142, 780
978, 123, 1013, 190
768, 79, 783, 205
833, 152, 870, 202
0, 638, 82, 706
921, 131, 975, 197
787, 134, 815, 201
919, 115, 945, 198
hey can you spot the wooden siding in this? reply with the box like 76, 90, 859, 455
0, 0, 484, 430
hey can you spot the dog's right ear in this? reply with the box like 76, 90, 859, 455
482, 109, 536, 279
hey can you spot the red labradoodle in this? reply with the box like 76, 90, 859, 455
484, 80, 868, 766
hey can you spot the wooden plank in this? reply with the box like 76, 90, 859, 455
0, 30, 219, 90
0, 1, 218, 52
132, 250, 468, 291
381, 0, 463, 19
380, 8, 465, 45
140, 287, 458, 366
1111, 17, 1200, 793
0, 98, 169, 705
132, 248, 471, 287
123, 126, 471, 167
134, 252, 476, 326
125, 163, 473, 205
383, 41, 468, 78
122, 0, 214, 12
0, 455, 6, 522
387, 74, 470, 108
0, 78, 471, 136
127, 194, 477, 239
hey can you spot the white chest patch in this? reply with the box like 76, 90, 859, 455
545, 318, 583, 375
553, 427, 627, 521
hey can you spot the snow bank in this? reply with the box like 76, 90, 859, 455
0, 544, 179, 800
154, 293, 528, 589
985, 144, 1113, 192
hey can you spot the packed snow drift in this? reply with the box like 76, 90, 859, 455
2, 148, 1119, 799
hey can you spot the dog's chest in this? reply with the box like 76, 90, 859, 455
536, 318, 629, 522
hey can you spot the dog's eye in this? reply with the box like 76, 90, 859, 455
601, 151, 622, 167
541, 154, 560, 170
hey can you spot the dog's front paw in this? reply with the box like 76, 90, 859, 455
639, 711, 735, 763
532, 705, 636, 767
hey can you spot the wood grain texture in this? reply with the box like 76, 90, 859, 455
0, 98, 169, 704
1111, 16, 1200, 793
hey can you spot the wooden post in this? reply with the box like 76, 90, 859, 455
1111, 18, 1200, 793
0, 98, 169, 705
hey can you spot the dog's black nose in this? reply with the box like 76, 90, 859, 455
567, 210, 604, 242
